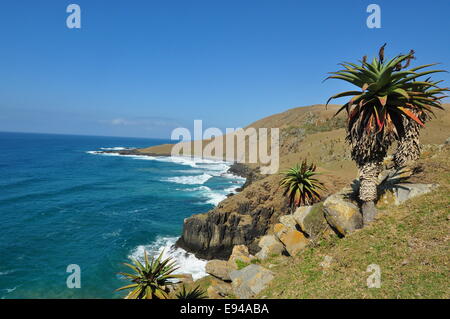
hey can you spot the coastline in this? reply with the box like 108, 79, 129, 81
91, 147, 254, 278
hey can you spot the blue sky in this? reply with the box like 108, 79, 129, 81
1, 0, 449, 138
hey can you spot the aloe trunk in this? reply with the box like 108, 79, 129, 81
393, 113, 423, 169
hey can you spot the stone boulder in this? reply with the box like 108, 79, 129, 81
229, 264, 274, 299
279, 214, 298, 230
255, 235, 285, 260
323, 192, 362, 236
205, 260, 232, 281
273, 223, 309, 256
293, 203, 329, 239
227, 245, 254, 271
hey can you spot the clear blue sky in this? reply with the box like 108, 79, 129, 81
1, 0, 449, 138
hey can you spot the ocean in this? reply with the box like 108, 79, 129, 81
0, 132, 244, 298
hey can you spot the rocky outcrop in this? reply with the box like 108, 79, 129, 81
229, 264, 275, 299
227, 163, 263, 191
176, 208, 276, 260
176, 174, 289, 260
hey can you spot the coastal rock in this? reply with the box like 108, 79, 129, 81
279, 214, 298, 230
323, 192, 362, 236
227, 245, 253, 270
293, 203, 329, 239
255, 235, 285, 260
176, 174, 288, 260
205, 260, 232, 281
273, 223, 309, 256
229, 264, 274, 299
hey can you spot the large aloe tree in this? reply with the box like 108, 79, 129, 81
326, 45, 448, 224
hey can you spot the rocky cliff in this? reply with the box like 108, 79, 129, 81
176, 173, 289, 260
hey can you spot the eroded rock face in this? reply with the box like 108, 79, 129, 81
207, 278, 232, 299
273, 223, 309, 256
176, 208, 275, 260
323, 192, 362, 236
229, 264, 274, 299
255, 235, 285, 260
176, 174, 289, 260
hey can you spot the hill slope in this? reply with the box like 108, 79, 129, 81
258, 144, 450, 298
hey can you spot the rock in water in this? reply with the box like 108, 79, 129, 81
323, 192, 362, 236
205, 260, 232, 281
255, 235, 285, 260
229, 264, 274, 299
273, 223, 309, 256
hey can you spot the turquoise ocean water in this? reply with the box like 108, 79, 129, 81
0, 132, 244, 298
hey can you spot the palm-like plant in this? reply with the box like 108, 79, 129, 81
280, 160, 325, 208
326, 45, 448, 223
175, 285, 207, 299
116, 250, 182, 299
392, 77, 442, 169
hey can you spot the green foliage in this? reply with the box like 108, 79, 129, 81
326, 45, 448, 145
116, 250, 183, 299
280, 160, 326, 208
235, 259, 250, 270
175, 285, 207, 299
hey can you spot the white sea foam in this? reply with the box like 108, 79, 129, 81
164, 173, 213, 185
183, 186, 226, 206
100, 147, 129, 151
129, 236, 207, 280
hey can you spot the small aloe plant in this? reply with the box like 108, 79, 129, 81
175, 285, 207, 299
280, 160, 326, 208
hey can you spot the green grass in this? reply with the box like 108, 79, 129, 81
236, 260, 250, 270
258, 146, 450, 299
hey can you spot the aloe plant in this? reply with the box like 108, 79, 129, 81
280, 160, 325, 208
326, 45, 448, 223
116, 250, 182, 299
175, 285, 207, 299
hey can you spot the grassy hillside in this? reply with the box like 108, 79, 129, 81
140, 103, 449, 298
140, 103, 450, 192
258, 145, 450, 298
